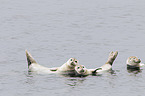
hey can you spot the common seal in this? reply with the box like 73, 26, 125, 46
26, 50, 57, 74
26, 50, 118, 76
74, 65, 101, 76
97, 51, 118, 73
126, 56, 145, 69
26, 50, 79, 75
74, 51, 118, 76
56, 58, 79, 75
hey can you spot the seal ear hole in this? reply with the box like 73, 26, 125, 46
70, 59, 72, 61
75, 61, 77, 63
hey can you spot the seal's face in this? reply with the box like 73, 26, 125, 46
75, 65, 87, 75
126, 56, 141, 66
67, 58, 78, 68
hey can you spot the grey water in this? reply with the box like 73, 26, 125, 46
0, 0, 145, 96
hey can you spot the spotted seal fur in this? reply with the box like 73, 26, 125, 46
74, 51, 118, 76
56, 58, 79, 75
126, 56, 145, 70
26, 50, 58, 74
26, 50, 79, 75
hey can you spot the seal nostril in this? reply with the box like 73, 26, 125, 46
81, 70, 84, 72
71, 62, 75, 66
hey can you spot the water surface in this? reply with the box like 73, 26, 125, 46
0, 0, 145, 96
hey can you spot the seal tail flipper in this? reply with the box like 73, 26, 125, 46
25, 50, 37, 67
106, 51, 118, 65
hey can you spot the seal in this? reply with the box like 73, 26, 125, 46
26, 50, 79, 75
74, 65, 101, 76
26, 50, 57, 74
74, 51, 118, 76
126, 56, 145, 69
97, 51, 118, 73
26, 50, 118, 76
57, 58, 79, 75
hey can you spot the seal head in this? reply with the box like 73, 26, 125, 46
126, 56, 141, 68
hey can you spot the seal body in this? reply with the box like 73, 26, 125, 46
26, 50, 57, 74
96, 64, 112, 73
126, 56, 141, 67
74, 65, 95, 76
75, 51, 118, 76
26, 50, 79, 75
28, 63, 57, 74
26, 50, 118, 76
74, 51, 118, 76
96, 51, 118, 73
126, 56, 145, 71
57, 58, 79, 75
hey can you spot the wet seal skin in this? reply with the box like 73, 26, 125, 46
96, 51, 118, 73
26, 50, 57, 74
126, 56, 141, 67
26, 50, 118, 76
57, 58, 79, 74
26, 50, 79, 75
126, 56, 145, 73
73, 51, 118, 76
126, 56, 145, 68
74, 65, 102, 77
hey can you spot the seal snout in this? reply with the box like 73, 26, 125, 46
80, 69, 84, 73
71, 62, 75, 66
134, 58, 141, 63
138, 59, 141, 63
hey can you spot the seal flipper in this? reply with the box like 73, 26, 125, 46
50, 68, 58, 71
92, 67, 102, 74
106, 51, 118, 65
25, 50, 37, 68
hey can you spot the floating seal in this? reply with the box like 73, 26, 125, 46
126, 56, 145, 71
96, 51, 118, 73
74, 65, 102, 76
26, 50, 57, 74
74, 51, 118, 76
26, 50, 79, 75
57, 58, 79, 75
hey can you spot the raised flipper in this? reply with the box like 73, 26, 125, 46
26, 50, 58, 74
94, 51, 118, 73
106, 51, 118, 65
26, 50, 37, 68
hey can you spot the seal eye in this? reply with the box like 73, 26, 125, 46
75, 61, 77, 63
77, 67, 80, 69
82, 66, 84, 68
70, 59, 72, 61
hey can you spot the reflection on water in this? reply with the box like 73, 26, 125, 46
96, 69, 116, 76
127, 64, 142, 74
107, 69, 116, 75
127, 68, 142, 74
66, 77, 86, 87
